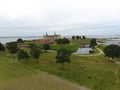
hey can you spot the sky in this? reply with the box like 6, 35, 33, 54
0, 0, 120, 36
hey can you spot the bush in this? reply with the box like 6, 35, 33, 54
0, 42, 5, 51
6, 42, 18, 54
29, 43, 37, 49
42, 44, 50, 51
55, 38, 70, 44
17, 38, 24, 43
89, 50, 94, 53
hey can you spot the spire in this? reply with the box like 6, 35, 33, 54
46, 32, 48, 36
54, 31, 56, 35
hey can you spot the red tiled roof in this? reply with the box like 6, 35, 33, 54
34, 39, 51, 43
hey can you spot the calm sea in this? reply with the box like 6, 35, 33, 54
0, 35, 120, 44
0, 36, 43, 44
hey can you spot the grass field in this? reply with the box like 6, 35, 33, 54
24, 52, 120, 90
0, 51, 82, 90
1, 50, 120, 90
1, 38, 120, 90
50, 39, 91, 52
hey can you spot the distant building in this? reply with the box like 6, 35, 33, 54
44, 32, 61, 40
33, 32, 61, 44
34, 39, 54, 44
80, 42, 90, 48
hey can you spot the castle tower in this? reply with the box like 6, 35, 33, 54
46, 32, 48, 36
54, 32, 56, 35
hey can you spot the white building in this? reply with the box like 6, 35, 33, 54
74, 48, 93, 55
44, 32, 61, 40
74, 42, 93, 55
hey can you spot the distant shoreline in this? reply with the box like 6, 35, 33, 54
0, 35, 120, 39
0, 35, 120, 44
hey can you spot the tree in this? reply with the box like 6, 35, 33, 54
83, 36, 86, 39
63, 38, 70, 44
56, 38, 70, 44
0, 42, 5, 51
79, 36, 81, 39
17, 38, 24, 43
56, 48, 71, 69
30, 47, 41, 63
23, 51, 29, 63
17, 49, 29, 63
76, 36, 80, 39
90, 39, 97, 47
6, 42, 18, 59
72, 36, 75, 40
103, 45, 120, 61
29, 43, 37, 49
42, 44, 50, 51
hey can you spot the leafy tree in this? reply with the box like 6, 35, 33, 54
103, 45, 120, 61
56, 48, 71, 69
83, 36, 86, 39
42, 44, 50, 51
72, 36, 75, 40
56, 38, 70, 44
79, 36, 81, 39
30, 47, 41, 63
76, 36, 80, 39
0, 42, 5, 51
90, 39, 97, 47
17, 49, 29, 63
29, 43, 37, 49
6, 42, 18, 59
63, 38, 70, 44
17, 49, 24, 60
23, 51, 29, 63
17, 38, 24, 43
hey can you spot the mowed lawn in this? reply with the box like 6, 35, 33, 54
0, 51, 82, 90
0, 49, 120, 90
26, 52, 120, 90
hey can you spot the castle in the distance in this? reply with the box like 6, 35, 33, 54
44, 32, 61, 40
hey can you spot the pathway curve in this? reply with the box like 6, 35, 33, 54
39, 71, 91, 90
47, 47, 104, 57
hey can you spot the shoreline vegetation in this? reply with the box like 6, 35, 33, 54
0, 35, 120, 44
0, 36, 120, 90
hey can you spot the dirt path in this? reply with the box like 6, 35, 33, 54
0, 70, 91, 90
40, 71, 91, 90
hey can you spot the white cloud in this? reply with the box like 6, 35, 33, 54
0, 0, 120, 36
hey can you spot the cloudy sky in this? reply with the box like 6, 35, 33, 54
0, 0, 120, 36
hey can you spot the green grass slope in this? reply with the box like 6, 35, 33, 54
0, 51, 83, 90
26, 52, 120, 90
0, 52, 35, 80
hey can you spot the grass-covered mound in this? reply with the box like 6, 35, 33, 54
25, 52, 120, 90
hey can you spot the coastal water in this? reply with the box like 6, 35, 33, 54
0, 36, 43, 44
0, 35, 120, 45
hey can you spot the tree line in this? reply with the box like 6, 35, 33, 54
72, 35, 86, 40
0, 37, 120, 69
104, 45, 120, 61
0, 40, 71, 69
